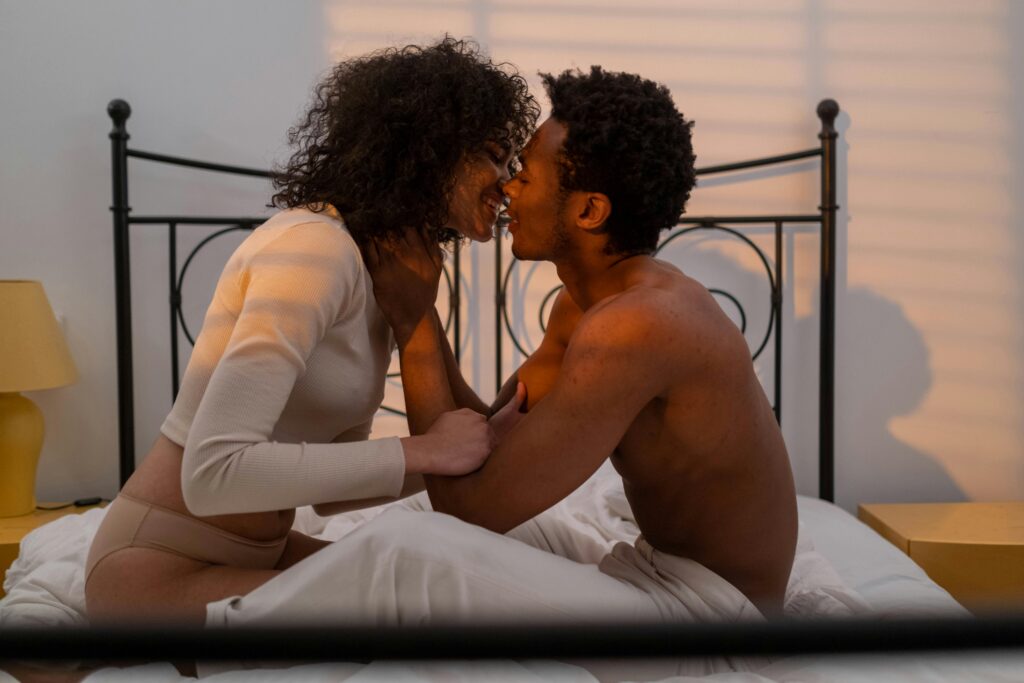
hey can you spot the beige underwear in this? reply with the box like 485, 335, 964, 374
85, 493, 288, 584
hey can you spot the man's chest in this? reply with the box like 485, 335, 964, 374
516, 353, 560, 411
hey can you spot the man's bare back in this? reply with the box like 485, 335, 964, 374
518, 257, 797, 614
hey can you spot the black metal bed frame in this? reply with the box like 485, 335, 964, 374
107, 97, 840, 500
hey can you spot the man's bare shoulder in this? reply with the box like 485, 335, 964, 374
572, 260, 748, 370
584, 259, 705, 327
544, 287, 584, 345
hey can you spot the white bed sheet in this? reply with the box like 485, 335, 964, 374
4, 464, 1019, 682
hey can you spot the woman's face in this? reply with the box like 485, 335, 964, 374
445, 139, 515, 242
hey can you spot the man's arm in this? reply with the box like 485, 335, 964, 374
427, 299, 676, 533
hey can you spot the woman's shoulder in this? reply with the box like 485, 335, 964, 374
241, 206, 361, 263
259, 205, 353, 242
215, 206, 366, 303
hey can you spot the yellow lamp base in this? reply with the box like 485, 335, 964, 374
0, 393, 44, 517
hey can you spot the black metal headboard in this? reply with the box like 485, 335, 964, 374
107, 98, 840, 500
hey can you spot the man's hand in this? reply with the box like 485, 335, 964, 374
364, 228, 444, 347
403, 408, 496, 476
489, 381, 527, 442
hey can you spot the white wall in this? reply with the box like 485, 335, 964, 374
1, 0, 1021, 512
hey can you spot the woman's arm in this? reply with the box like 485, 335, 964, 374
364, 230, 474, 434
311, 473, 425, 517
178, 222, 491, 516
179, 222, 408, 516
366, 229, 530, 437
433, 309, 489, 414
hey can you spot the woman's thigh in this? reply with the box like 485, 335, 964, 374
275, 530, 332, 570
85, 547, 279, 626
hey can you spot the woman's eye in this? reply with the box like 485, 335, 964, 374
486, 145, 510, 166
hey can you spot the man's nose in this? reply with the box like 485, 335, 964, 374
502, 177, 518, 199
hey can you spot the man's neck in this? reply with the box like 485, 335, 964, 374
554, 250, 649, 311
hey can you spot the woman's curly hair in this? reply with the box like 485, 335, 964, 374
541, 66, 696, 255
271, 36, 538, 246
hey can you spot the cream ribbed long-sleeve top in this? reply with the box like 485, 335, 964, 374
160, 207, 405, 516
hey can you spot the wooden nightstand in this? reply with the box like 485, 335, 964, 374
0, 503, 105, 599
858, 502, 1024, 614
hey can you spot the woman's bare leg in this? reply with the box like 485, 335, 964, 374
0, 662, 95, 683
275, 530, 332, 570
86, 548, 281, 627
85, 533, 332, 675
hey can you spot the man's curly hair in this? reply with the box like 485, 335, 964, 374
272, 37, 539, 245
541, 67, 696, 255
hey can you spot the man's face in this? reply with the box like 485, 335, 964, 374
502, 118, 573, 261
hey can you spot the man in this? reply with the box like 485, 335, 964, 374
382, 65, 797, 615
211, 67, 797, 634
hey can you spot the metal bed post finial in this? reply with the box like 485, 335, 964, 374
108, 99, 135, 489
816, 98, 840, 503
108, 99, 131, 135
816, 99, 839, 135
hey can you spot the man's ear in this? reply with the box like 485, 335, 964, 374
574, 192, 612, 234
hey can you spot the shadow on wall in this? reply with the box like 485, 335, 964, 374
797, 287, 966, 508
658, 238, 965, 508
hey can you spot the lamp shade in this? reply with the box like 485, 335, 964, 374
0, 281, 77, 392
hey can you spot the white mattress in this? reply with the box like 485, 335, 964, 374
794, 496, 965, 616
3, 465, 1018, 682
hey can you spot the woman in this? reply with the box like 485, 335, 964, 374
85, 37, 539, 625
